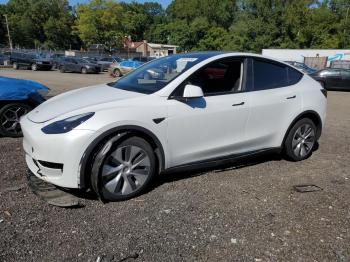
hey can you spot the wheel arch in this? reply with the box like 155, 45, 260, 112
281, 110, 323, 147
79, 125, 165, 189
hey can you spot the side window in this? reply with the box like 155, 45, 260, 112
288, 67, 303, 85
185, 59, 243, 96
253, 59, 288, 91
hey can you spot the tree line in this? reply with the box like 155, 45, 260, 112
0, 0, 349, 53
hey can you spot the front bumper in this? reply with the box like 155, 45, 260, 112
21, 116, 95, 188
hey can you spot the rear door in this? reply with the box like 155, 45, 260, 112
341, 70, 350, 90
244, 58, 303, 151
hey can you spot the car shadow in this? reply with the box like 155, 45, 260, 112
53, 144, 320, 205
150, 152, 284, 190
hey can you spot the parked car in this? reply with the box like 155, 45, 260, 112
310, 68, 350, 91
285, 61, 317, 74
97, 57, 122, 72
49, 53, 65, 69
109, 60, 144, 77
58, 57, 101, 74
0, 76, 49, 137
0, 53, 10, 65
21, 52, 327, 202
10, 52, 53, 71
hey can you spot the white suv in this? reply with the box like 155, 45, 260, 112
21, 52, 327, 201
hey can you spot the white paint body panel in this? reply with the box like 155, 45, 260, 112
21, 52, 327, 189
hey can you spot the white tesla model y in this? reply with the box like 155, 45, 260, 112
21, 52, 327, 201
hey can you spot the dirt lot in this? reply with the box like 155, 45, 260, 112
0, 69, 350, 262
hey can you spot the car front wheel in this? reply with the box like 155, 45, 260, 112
81, 67, 88, 74
0, 103, 32, 137
284, 118, 317, 161
97, 137, 156, 201
13, 62, 18, 70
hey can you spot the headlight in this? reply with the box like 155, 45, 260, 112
41, 112, 95, 134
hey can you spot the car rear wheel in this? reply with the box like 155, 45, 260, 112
284, 118, 317, 161
31, 63, 38, 71
13, 62, 18, 70
113, 69, 122, 77
59, 66, 65, 73
0, 103, 32, 137
97, 137, 156, 201
81, 67, 88, 74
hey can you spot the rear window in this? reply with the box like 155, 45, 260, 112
288, 67, 303, 85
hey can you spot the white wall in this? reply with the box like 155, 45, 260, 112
262, 49, 350, 65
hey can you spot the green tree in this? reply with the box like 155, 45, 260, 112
5, 0, 75, 49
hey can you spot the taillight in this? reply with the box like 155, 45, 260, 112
321, 89, 327, 98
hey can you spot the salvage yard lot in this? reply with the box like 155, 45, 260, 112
0, 69, 350, 261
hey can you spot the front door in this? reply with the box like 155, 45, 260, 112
325, 69, 342, 89
166, 57, 250, 168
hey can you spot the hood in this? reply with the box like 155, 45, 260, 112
27, 84, 145, 123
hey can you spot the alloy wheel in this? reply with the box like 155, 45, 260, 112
0, 105, 29, 136
101, 145, 151, 196
292, 123, 316, 158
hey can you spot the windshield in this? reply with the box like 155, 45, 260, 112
108, 53, 221, 94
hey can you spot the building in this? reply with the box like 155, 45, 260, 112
125, 40, 178, 58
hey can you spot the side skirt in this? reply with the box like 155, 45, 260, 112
162, 147, 282, 174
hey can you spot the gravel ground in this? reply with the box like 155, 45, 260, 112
0, 69, 350, 261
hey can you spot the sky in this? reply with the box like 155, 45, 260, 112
0, 0, 172, 8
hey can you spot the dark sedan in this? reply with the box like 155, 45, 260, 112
58, 57, 101, 74
311, 68, 350, 91
10, 52, 53, 71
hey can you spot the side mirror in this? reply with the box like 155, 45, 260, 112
183, 84, 204, 99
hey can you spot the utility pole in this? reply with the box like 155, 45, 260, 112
344, 6, 350, 48
4, 14, 13, 50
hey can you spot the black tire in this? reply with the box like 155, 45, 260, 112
0, 103, 32, 137
81, 67, 88, 74
31, 63, 38, 71
284, 118, 317, 161
59, 66, 65, 73
113, 69, 122, 77
97, 137, 156, 201
13, 62, 18, 70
